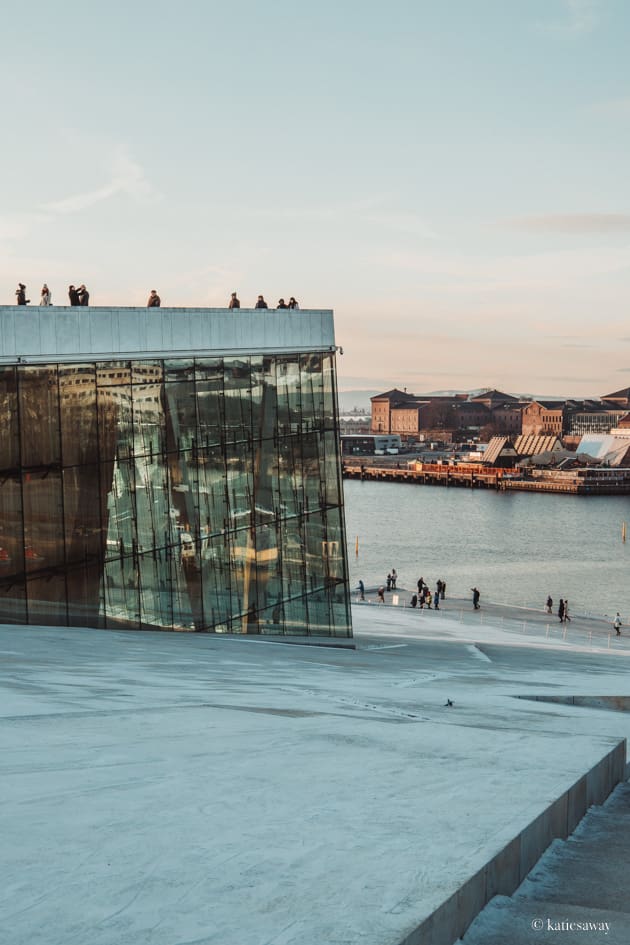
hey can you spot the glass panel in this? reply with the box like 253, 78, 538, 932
0, 367, 19, 472
19, 366, 61, 468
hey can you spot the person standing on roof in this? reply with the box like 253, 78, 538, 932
147, 289, 161, 307
254, 295, 268, 309
228, 292, 240, 309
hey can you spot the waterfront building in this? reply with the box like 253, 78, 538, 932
521, 400, 565, 437
0, 305, 352, 638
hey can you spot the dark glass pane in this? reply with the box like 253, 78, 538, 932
0, 367, 19, 472
19, 365, 61, 467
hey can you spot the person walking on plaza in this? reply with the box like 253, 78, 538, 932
472, 587, 480, 610
410, 593, 418, 608
147, 289, 161, 307
564, 599, 571, 623
391, 568, 397, 589
546, 595, 553, 614
558, 598, 565, 623
386, 572, 392, 592
228, 292, 240, 309
434, 582, 441, 609
614, 613, 622, 636
15, 283, 29, 305
255, 295, 268, 309
68, 285, 80, 306
77, 284, 89, 306
377, 586, 385, 603
39, 284, 51, 306
357, 580, 365, 601
441, 580, 446, 600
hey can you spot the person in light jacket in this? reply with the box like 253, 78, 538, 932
39, 284, 52, 306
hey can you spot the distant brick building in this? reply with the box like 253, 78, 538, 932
521, 400, 565, 436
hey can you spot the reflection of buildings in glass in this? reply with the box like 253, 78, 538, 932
0, 352, 351, 638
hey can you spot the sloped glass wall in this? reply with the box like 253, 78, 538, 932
0, 355, 351, 637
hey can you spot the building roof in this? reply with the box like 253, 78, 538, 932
602, 387, 630, 406
371, 388, 421, 405
514, 434, 562, 455
470, 389, 519, 407
483, 436, 514, 465
523, 400, 565, 411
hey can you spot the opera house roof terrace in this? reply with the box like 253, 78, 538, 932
2, 600, 629, 945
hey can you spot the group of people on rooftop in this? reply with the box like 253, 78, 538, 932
230, 293, 299, 310
12, 285, 301, 310
15, 283, 89, 306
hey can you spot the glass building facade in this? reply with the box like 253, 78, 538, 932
0, 352, 352, 637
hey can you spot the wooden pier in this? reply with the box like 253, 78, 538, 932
342, 461, 630, 495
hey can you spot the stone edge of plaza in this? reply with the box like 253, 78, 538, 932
0, 306, 353, 641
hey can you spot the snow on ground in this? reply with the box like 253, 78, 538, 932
2, 602, 630, 945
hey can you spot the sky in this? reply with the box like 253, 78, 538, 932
1, 0, 629, 398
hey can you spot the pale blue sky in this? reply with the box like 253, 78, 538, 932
2, 0, 629, 396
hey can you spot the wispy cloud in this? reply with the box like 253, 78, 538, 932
504, 213, 630, 234
536, 0, 601, 35
247, 197, 436, 238
588, 96, 630, 117
379, 245, 630, 291
41, 150, 156, 214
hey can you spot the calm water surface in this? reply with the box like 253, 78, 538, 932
342, 480, 630, 617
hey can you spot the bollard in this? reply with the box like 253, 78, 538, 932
392, 594, 399, 607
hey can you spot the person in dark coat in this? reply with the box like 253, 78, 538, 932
558, 599, 565, 623
357, 580, 365, 601
471, 587, 480, 609
386, 573, 392, 592
434, 582, 441, 609
254, 295, 268, 309
277, 298, 288, 308
68, 285, 80, 306
410, 593, 418, 608
147, 289, 161, 307
546, 595, 553, 614
77, 284, 89, 305
228, 292, 240, 309
15, 284, 29, 305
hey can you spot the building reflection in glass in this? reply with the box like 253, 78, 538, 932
0, 355, 351, 637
